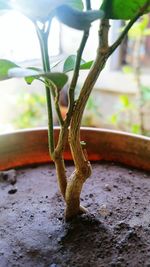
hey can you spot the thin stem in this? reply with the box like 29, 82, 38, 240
37, 77, 64, 126
109, 1, 150, 56
66, 30, 90, 123
85, 0, 91, 10
35, 23, 55, 156
71, 19, 110, 139
66, 3, 91, 126
50, 82, 64, 126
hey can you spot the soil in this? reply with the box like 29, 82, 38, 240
0, 162, 150, 267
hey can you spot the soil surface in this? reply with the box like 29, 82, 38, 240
0, 162, 150, 267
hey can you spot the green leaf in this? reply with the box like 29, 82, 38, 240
25, 72, 68, 89
100, 0, 150, 20
0, 59, 68, 88
0, 59, 19, 80
63, 55, 84, 73
42, 72, 68, 89
63, 55, 93, 73
24, 67, 43, 84
80, 60, 93, 70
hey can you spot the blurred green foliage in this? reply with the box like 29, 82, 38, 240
13, 92, 47, 129
110, 14, 150, 136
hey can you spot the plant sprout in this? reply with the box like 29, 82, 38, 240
0, 0, 150, 221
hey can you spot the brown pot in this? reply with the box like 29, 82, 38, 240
0, 127, 150, 171
1, 127, 150, 267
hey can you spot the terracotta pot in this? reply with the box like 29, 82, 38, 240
0, 127, 150, 171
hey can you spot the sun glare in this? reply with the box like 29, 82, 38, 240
0, 11, 60, 62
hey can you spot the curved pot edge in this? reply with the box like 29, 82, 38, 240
0, 127, 150, 171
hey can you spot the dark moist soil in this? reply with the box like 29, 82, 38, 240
0, 162, 150, 267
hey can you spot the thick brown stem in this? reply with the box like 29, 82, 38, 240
64, 20, 110, 220
65, 159, 92, 221
64, 121, 92, 220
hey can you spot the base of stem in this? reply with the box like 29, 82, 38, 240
65, 204, 88, 222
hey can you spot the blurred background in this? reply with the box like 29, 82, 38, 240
0, 1, 150, 136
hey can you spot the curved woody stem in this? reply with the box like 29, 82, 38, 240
65, 19, 110, 220
53, 2, 91, 205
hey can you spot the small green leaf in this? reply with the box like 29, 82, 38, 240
24, 67, 43, 84
0, 59, 19, 80
26, 72, 68, 89
43, 72, 68, 88
80, 60, 93, 70
63, 55, 93, 73
63, 55, 85, 73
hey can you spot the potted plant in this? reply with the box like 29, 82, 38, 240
0, 1, 150, 265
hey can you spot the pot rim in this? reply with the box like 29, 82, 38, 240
0, 127, 150, 171
1, 126, 150, 141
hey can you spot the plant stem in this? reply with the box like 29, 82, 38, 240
71, 19, 110, 133
66, 29, 90, 125
64, 19, 110, 220
49, 82, 64, 126
66, 1, 91, 126
85, 0, 91, 10
53, 2, 92, 213
53, 27, 90, 203
35, 23, 55, 157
